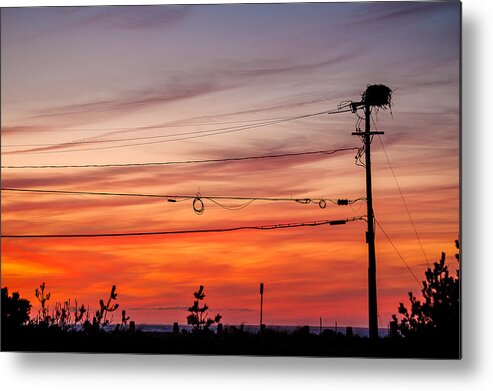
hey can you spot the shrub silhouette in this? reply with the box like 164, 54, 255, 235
187, 285, 222, 332
92, 285, 120, 329
34, 282, 51, 324
1, 287, 31, 328
30, 282, 129, 333
392, 240, 460, 339
72, 299, 89, 328
33, 282, 89, 330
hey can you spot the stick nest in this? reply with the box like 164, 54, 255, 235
361, 84, 393, 109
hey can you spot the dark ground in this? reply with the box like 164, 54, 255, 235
1, 325, 460, 358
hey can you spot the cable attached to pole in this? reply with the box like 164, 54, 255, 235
1, 216, 366, 239
1, 147, 359, 169
2, 187, 366, 214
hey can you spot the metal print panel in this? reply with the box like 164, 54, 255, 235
0, 1, 461, 358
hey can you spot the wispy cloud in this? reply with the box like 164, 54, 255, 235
4, 55, 353, 154
221, 54, 354, 79
5, 6, 193, 45
32, 81, 230, 121
30, 55, 349, 121
79, 5, 193, 31
353, 2, 446, 25
1, 125, 54, 136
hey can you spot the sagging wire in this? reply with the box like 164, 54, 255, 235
207, 198, 257, 211
354, 145, 366, 168
352, 128, 375, 169
350, 198, 366, 212
2, 187, 365, 210
2, 216, 367, 239
353, 105, 365, 132
2, 147, 360, 169
338, 99, 368, 169
1, 187, 366, 216
182, 193, 366, 215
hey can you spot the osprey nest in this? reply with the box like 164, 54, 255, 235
361, 84, 393, 109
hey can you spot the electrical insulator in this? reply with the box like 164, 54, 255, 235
329, 220, 347, 226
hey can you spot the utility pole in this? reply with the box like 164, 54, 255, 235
259, 282, 264, 332
352, 101, 384, 340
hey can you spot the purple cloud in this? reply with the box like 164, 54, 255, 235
79, 5, 193, 31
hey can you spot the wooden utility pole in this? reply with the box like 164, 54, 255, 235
352, 102, 384, 340
259, 282, 264, 332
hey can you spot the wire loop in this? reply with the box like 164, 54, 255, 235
193, 197, 205, 215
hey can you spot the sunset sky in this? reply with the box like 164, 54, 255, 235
1, 2, 460, 328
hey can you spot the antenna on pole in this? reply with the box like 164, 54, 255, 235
350, 84, 392, 340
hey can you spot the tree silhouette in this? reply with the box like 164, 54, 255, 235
187, 285, 222, 332
392, 240, 460, 339
1, 287, 31, 329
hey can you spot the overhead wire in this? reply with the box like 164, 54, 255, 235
2, 114, 339, 137
4, 119, 288, 154
4, 108, 353, 155
5, 99, 361, 137
1, 216, 366, 239
1, 146, 359, 169
1, 187, 366, 215
375, 131, 431, 267
348, 104, 367, 168
2, 118, 297, 148
374, 218, 422, 289
0, 188, 364, 204
206, 198, 257, 211
2, 109, 350, 148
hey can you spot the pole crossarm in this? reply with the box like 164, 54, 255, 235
351, 131, 385, 136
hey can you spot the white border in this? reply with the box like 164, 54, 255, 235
2, 1, 492, 390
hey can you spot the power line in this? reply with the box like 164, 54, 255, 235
2, 109, 350, 148
4, 108, 352, 155
1, 216, 365, 238
1, 187, 365, 215
4, 105, 351, 137
1, 147, 359, 169
374, 218, 422, 289
1, 115, 330, 137
1, 187, 365, 205
2, 118, 292, 148
376, 134, 430, 267
4, 119, 284, 154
